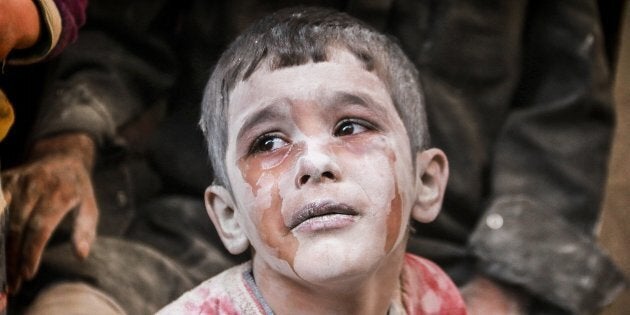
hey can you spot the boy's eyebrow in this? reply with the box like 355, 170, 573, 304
236, 91, 390, 141
236, 99, 289, 141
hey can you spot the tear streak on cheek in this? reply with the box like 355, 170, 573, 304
237, 158, 260, 196
237, 143, 305, 197
261, 183, 298, 270
385, 183, 402, 253
237, 143, 306, 271
384, 150, 401, 253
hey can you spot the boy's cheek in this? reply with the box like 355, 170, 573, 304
334, 135, 401, 178
384, 179, 403, 252
331, 133, 390, 157
230, 169, 300, 270
236, 143, 305, 197
338, 136, 412, 253
256, 182, 300, 268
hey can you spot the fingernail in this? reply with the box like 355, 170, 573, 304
8, 279, 21, 295
77, 240, 89, 259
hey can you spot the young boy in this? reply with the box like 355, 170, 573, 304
159, 7, 466, 315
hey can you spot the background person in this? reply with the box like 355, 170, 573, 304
0, 0, 87, 312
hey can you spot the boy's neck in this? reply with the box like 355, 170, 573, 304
253, 242, 407, 315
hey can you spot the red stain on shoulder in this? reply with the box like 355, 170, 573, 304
402, 254, 468, 315
198, 296, 240, 315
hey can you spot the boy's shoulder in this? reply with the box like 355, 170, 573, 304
157, 260, 272, 315
400, 253, 467, 315
159, 255, 466, 315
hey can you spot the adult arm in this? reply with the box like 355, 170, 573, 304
2, 0, 179, 291
2, 132, 96, 292
29, 0, 179, 146
390, 0, 625, 312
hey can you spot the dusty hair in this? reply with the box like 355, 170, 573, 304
200, 6, 429, 189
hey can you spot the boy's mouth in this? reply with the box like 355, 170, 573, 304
288, 201, 359, 232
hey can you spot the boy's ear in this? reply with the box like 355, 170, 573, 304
411, 148, 449, 223
205, 185, 250, 255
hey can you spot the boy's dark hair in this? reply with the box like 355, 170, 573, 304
200, 6, 429, 189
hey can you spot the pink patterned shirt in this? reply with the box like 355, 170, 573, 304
158, 254, 467, 315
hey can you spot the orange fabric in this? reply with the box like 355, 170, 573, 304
0, 89, 15, 141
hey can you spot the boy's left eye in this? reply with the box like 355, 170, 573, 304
334, 119, 372, 137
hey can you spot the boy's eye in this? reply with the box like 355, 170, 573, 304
334, 120, 372, 137
250, 134, 288, 154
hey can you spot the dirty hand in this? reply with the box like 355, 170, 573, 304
0, 0, 41, 60
461, 274, 528, 315
2, 133, 98, 293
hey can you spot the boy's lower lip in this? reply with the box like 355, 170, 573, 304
292, 213, 357, 233
288, 201, 359, 231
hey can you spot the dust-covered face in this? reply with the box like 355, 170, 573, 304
224, 49, 417, 284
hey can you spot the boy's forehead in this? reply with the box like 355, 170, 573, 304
322, 47, 366, 67
228, 48, 390, 110
253, 46, 367, 80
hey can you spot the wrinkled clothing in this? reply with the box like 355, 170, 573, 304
16, 0, 625, 314
21, 282, 126, 315
2, 0, 87, 141
10, 196, 239, 315
49, 0, 88, 58
8, 0, 87, 64
158, 254, 467, 315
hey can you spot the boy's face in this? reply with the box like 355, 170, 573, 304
211, 49, 443, 284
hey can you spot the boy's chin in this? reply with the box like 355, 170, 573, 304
289, 239, 393, 285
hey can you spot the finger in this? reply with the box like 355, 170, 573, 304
2, 188, 13, 210
3, 177, 18, 293
6, 177, 40, 291
0, 186, 20, 294
1, 180, 12, 206
20, 198, 72, 280
72, 189, 98, 260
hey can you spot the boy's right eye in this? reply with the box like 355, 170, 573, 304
249, 134, 288, 154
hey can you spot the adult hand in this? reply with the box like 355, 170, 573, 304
2, 132, 98, 293
461, 274, 528, 315
0, 0, 41, 60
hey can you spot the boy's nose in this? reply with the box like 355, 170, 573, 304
295, 148, 341, 188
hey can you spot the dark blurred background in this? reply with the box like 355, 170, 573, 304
599, 0, 630, 314
1, 0, 628, 313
